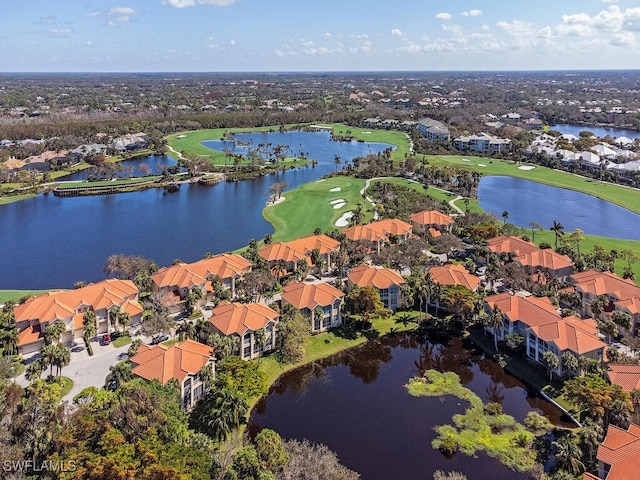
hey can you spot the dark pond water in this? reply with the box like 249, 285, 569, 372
478, 176, 640, 240
550, 124, 640, 140
249, 332, 570, 480
60, 154, 179, 181
0, 131, 392, 289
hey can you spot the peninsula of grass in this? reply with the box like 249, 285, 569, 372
425, 154, 640, 215
0, 193, 36, 205
54, 176, 161, 189
262, 175, 372, 242
311, 123, 412, 160
407, 370, 545, 472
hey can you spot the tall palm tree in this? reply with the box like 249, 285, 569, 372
41, 344, 58, 378
52, 344, 70, 377
106, 361, 132, 388
44, 321, 66, 345
550, 221, 565, 250
552, 434, 585, 475
561, 351, 579, 377
543, 351, 560, 382
488, 305, 504, 351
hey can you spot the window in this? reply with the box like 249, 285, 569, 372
243, 345, 251, 358
322, 315, 331, 329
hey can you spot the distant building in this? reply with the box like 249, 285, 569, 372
347, 265, 405, 311
281, 282, 345, 333
453, 132, 511, 154
343, 218, 412, 254
417, 118, 450, 142
596, 424, 640, 479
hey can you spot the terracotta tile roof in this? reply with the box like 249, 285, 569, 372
597, 424, 640, 480
429, 263, 480, 291
152, 263, 207, 290
14, 279, 140, 324
427, 227, 442, 238
484, 292, 558, 328
259, 234, 340, 263
208, 301, 279, 336
529, 315, 606, 355
514, 248, 573, 272
343, 218, 412, 243
607, 364, 640, 393
409, 210, 454, 227
616, 296, 640, 315
16, 324, 43, 347
121, 299, 144, 317
281, 282, 345, 310
130, 339, 213, 385
582, 473, 600, 480
347, 265, 406, 289
486, 235, 539, 257
571, 270, 640, 305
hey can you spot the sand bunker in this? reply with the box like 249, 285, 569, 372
315, 179, 326, 182
333, 202, 346, 209
518, 165, 536, 171
361, 131, 372, 134
462, 158, 470, 162
329, 187, 341, 192
329, 199, 345, 205
477, 163, 487, 167
335, 211, 353, 227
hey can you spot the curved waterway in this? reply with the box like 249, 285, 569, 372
551, 123, 640, 140
478, 176, 640, 240
0, 131, 392, 289
249, 332, 571, 480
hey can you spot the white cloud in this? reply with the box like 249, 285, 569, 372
350, 34, 368, 39
602, 0, 618, 3
301, 40, 314, 47
462, 9, 482, 17
85, 40, 93, 46
229, 39, 236, 46
611, 31, 635, 46
164, 0, 237, 7
48, 28, 73, 36
86, 6, 138, 25
391, 28, 403, 37
436, 12, 452, 20
110, 7, 135, 15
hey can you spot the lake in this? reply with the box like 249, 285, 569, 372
478, 176, 640, 240
249, 332, 570, 480
60, 154, 179, 181
550, 124, 640, 140
0, 131, 392, 290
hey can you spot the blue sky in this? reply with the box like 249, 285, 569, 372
1, 0, 639, 72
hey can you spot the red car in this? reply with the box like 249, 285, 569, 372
102, 334, 112, 345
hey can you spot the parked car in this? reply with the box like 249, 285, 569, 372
151, 333, 170, 345
101, 334, 111, 346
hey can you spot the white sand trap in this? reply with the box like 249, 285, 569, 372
518, 165, 536, 171
315, 179, 326, 182
335, 211, 353, 227
477, 163, 487, 167
329, 187, 341, 192
462, 158, 470, 162
333, 202, 346, 209
329, 199, 345, 205
361, 131, 372, 134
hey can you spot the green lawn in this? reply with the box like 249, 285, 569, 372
425, 155, 640, 214
57, 376, 74, 397
311, 123, 411, 160
112, 335, 132, 348
0, 290, 53, 304
262, 176, 371, 241
54, 176, 161, 189
0, 194, 36, 205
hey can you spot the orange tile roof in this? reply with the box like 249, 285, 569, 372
208, 301, 279, 336
14, 279, 140, 324
281, 282, 345, 310
582, 473, 600, 480
259, 234, 340, 263
429, 263, 480, 291
529, 315, 606, 355
152, 253, 252, 290
597, 424, 640, 480
409, 210, 454, 227
486, 235, 539, 257
343, 218, 412, 243
16, 324, 43, 347
485, 292, 559, 328
427, 227, 442, 238
347, 264, 406, 289
130, 339, 213, 385
571, 270, 640, 304
514, 248, 573, 272
607, 364, 640, 393
152, 263, 207, 290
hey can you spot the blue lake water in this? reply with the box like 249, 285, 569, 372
0, 131, 392, 289
551, 123, 640, 140
478, 176, 640, 240
60, 154, 179, 181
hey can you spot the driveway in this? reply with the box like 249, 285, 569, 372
14, 339, 131, 401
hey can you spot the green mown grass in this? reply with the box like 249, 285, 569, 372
57, 376, 74, 398
424, 155, 640, 214
310, 123, 411, 160
0, 290, 53, 304
262, 176, 371, 241
55, 176, 161, 189
0, 194, 36, 205
111, 335, 132, 348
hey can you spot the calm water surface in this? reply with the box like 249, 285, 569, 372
551, 124, 640, 140
249, 332, 570, 480
1, 131, 392, 289
61, 154, 179, 181
478, 176, 640, 240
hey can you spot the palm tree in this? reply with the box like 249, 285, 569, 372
41, 343, 58, 378
83, 309, 97, 340
550, 221, 565, 250
568, 228, 585, 259
501, 210, 509, 225
334, 155, 341, 171
106, 361, 132, 389
542, 350, 560, 382
44, 321, 66, 345
25, 359, 45, 382
561, 351, 579, 377
552, 434, 585, 475
52, 344, 70, 377
201, 388, 248, 442
488, 305, 504, 351
177, 320, 197, 341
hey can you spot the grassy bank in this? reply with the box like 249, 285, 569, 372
425, 154, 640, 215
0, 194, 36, 205
0, 290, 53, 304
311, 123, 412, 160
